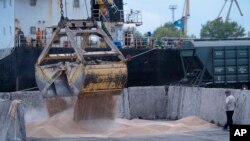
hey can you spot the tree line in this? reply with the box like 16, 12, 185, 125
139, 20, 246, 39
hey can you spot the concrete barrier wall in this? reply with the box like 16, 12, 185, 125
0, 100, 26, 141
167, 86, 250, 126
119, 86, 168, 119
1, 87, 168, 123
0, 91, 48, 122
1, 86, 250, 127
117, 89, 130, 119
0, 91, 44, 109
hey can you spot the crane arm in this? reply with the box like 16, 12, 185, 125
218, 0, 228, 18
226, 0, 234, 22
234, 0, 243, 16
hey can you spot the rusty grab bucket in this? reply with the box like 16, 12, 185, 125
73, 62, 127, 121
35, 19, 128, 119
35, 62, 84, 98
82, 63, 127, 93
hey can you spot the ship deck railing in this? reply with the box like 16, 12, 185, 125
15, 33, 190, 50
92, 8, 142, 26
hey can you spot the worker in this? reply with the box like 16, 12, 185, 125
15, 27, 25, 46
146, 32, 153, 48
36, 28, 43, 47
223, 90, 236, 131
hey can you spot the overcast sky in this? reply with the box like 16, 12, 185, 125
124, 0, 250, 37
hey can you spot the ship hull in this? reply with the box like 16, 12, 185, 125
0, 47, 183, 92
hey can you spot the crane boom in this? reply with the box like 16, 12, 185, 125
234, 0, 243, 16
217, 0, 243, 22
226, 0, 234, 22
218, 0, 228, 18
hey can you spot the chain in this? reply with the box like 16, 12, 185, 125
60, 0, 64, 19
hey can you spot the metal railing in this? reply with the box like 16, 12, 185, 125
124, 10, 142, 26
14, 34, 197, 49
161, 37, 195, 49
92, 8, 142, 26
92, 9, 124, 22
15, 34, 52, 47
123, 37, 157, 49
15, 34, 114, 49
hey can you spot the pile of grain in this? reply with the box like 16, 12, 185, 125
26, 109, 216, 138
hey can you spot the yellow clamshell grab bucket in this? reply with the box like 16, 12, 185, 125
35, 62, 84, 97
82, 63, 127, 95
35, 19, 127, 99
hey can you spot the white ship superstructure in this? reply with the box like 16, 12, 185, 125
0, 0, 142, 56
0, 0, 91, 49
